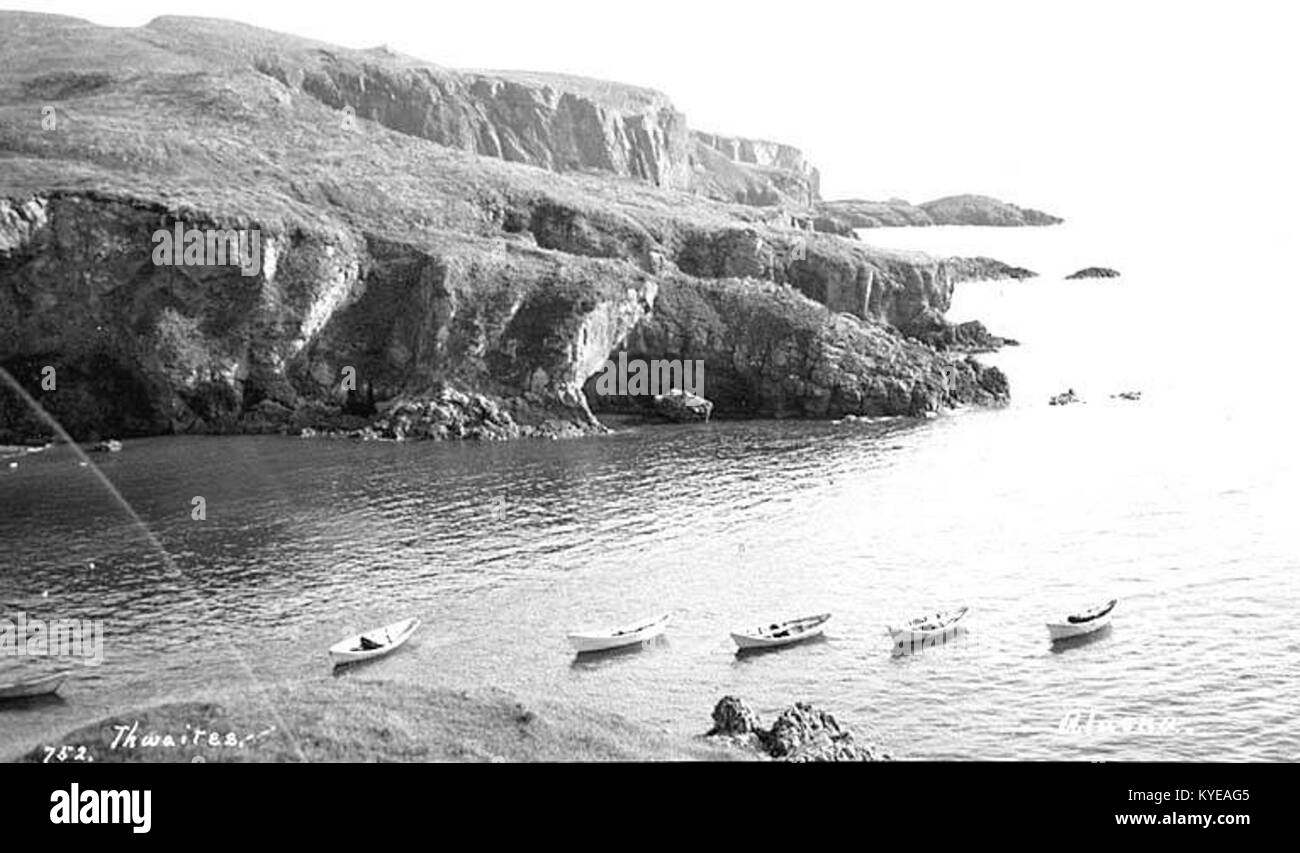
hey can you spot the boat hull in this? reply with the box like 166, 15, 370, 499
888, 608, 970, 652
730, 613, 831, 651
568, 615, 670, 653
1047, 612, 1113, 640
329, 617, 420, 665
0, 673, 68, 700
731, 624, 827, 650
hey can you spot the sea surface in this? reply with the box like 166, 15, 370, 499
2, 219, 1297, 761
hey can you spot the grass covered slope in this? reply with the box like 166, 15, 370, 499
0, 12, 1008, 443
12, 679, 743, 763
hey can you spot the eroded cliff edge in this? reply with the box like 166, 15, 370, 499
0, 12, 1009, 443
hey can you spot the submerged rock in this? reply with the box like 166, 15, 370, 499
706, 696, 890, 762
1066, 267, 1121, 280
1112, 390, 1142, 401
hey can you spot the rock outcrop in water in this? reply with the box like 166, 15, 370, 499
1066, 267, 1121, 279
707, 695, 891, 761
0, 12, 1011, 443
905, 310, 1019, 354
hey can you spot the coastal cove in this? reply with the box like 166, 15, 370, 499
2, 8, 1298, 768
3, 217, 1297, 761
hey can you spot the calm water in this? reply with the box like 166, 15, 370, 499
2, 220, 1297, 761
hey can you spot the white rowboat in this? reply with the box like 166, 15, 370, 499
1047, 599, 1117, 641
731, 613, 831, 650
0, 671, 69, 700
888, 606, 970, 647
329, 617, 420, 666
567, 613, 670, 653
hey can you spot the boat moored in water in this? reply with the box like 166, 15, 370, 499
1047, 599, 1117, 641
888, 606, 970, 651
567, 612, 670, 653
0, 671, 69, 701
329, 617, 420, 666
731, 613, 831, 650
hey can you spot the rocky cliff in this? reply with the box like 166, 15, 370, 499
0, 12, 1008, 443
690, 131, 820, 206
82, 16, 816, 210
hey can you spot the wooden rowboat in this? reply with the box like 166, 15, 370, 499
567, 613, 670, 653
329, 617, 420, 666
888, 606, 970, 650
1047, 599, 1117, 641
0, 671, 69, 701
731, 613, 831, 650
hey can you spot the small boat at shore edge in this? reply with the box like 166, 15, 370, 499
1047, 599, 1117, 641
567, 613, 670, 653
732, 613, 831, 650
329, 617, 420, 666
0, 671, 70, 701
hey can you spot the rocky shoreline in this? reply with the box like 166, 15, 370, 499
706, 696, 890, 761
10, 679, 890, 763
2, 13, 1026, 447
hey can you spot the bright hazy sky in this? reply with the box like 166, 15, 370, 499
7, 1, 1298, 222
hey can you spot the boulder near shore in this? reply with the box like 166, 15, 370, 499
706, 695, 891, 761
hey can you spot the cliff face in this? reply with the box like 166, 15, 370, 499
597, 277, 1007, 419
250, 53, 696, 193
114, 17, 816, 209
0, 192, 657, 440
0, 13, 1007, 443
690, 131, 820, 206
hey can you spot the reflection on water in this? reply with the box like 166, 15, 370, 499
570, 637, 671, 670
1048, 625, 1114, 654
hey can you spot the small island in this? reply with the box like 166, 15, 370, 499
1065, 267, 1121, 280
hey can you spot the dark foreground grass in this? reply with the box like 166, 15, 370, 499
13, 677, 745, 763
